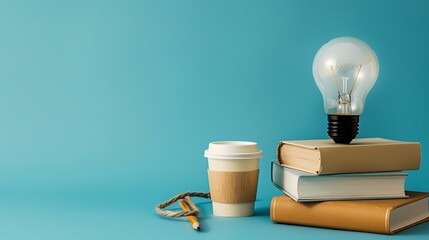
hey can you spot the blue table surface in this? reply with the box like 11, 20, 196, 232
2, 188, 428, 240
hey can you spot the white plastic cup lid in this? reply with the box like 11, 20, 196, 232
204, 141, 263, 159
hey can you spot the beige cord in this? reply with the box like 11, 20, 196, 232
155, 192, 210, 218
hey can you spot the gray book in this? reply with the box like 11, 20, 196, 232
271, 161, 408, 202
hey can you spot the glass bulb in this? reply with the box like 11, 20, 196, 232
313, 37, 379, 115
312, 37, 379, 143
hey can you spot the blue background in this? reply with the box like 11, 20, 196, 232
0, 0, 428, 239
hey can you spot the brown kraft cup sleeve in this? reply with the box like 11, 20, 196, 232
208, 169, 259, 203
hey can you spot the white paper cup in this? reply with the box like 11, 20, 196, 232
204, 141, 263, 217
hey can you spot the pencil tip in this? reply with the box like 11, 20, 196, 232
196, 227, 201, 231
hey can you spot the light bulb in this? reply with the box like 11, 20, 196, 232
313, 37, 379, 144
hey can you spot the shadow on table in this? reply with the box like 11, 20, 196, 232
254, 206, 270, 217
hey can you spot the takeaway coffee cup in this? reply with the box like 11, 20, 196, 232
204, 141, 263, 217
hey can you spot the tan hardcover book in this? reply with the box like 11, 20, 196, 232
277, 138, 421, 175
270, 191, 429, 234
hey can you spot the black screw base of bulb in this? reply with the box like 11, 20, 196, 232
327, 114, 360, 144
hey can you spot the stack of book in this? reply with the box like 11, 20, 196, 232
270, 138, 429, 234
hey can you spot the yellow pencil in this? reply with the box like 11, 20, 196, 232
179, 200, 201, 231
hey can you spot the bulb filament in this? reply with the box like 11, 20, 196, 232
330, 64, 362, 114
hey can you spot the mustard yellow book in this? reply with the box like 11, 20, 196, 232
277, 138, 421, 175
270, 191, 429, 234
